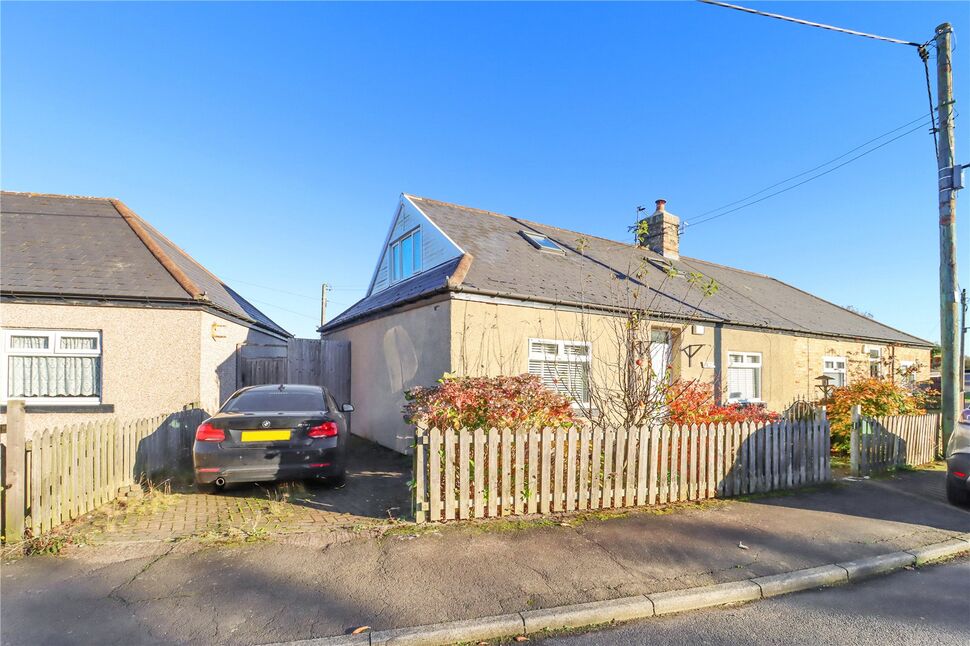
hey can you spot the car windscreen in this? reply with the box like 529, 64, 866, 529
223, 390, 326, 413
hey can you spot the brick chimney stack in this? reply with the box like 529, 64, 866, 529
637, 199, 680, 259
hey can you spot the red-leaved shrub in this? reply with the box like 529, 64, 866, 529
666, 380, 779, 426
404, 373, 577, 430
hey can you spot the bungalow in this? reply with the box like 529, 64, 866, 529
320, 194, 933, 454
0, 192, 290, 432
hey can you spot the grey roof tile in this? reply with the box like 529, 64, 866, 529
323, 195, 931, 348
1, 192, 289, 337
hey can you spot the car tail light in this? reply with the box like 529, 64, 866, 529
308, 421, 338, 438
196, 422, 225, 442
954, 471, 968, 479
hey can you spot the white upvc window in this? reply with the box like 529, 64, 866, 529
389, 228, 422, 283
528, 338, 591, 405
822, 355, 847, 387
865, 345, 883, 378
1, 329, 102, 405
727, 352, 762, 402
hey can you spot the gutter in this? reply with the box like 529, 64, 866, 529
320, 283, 933, 349
1, 291, 292, 340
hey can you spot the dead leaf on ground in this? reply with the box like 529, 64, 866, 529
514, 636, 529, 642
738, 541, 749, 550
351, 626, 371, 635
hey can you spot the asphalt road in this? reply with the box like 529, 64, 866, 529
541, 557, 970, 645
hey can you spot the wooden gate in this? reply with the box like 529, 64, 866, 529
236, 338, 351, 404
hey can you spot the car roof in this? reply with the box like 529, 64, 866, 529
239, 384, 325, 394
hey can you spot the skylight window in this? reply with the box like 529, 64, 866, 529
520, 231, 565, 255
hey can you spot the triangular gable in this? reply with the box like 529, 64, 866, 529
367, 194, 464, 296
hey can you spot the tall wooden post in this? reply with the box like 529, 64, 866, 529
4, 399, 27, 542
935, 23, 961, 452
850, 404, 862, 477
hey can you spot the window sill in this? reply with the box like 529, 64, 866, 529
0, 404, 115, 414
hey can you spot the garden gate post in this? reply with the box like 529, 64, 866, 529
4, 399, 27, 542
850, 405, 862, 477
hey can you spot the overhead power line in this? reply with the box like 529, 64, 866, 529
691, 113, 936, 222
687, 118, 933, 228
697, 1, 923, 47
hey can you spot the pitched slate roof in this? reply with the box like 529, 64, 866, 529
323, 195, 931, 348
1, 192, 290, 337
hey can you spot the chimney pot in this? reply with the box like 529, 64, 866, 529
655, 199, 667, 211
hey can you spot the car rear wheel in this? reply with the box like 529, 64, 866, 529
946, 477, 970, 506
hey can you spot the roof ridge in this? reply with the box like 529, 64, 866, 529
110, 199, 205, 300
405, 194, 646, 251
1, 190, 115, 201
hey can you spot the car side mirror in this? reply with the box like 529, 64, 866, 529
341, 403, 355, 413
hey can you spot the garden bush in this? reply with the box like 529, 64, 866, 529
403, 373, 577, 430
666, 380, 779, 426
827, 378, 929, 454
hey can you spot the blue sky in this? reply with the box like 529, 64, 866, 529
3, 1, 967, 342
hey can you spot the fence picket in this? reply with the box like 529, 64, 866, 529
458, 430, 470, 520
444, 430, 456, 521
668, 426, 679, 503
527, 427, 539, 515
414, 428, 426, 524
540, 428, 552, 514
429, 428, 441, 522
473, 428, 485, 518
659, 426, 670, 503
590, 427, 603, 510
551, 427, 564, 513
614, 427, 627, 508
566, 427, 578, 512
625, 427, 637, 507
515, 427, 526, 515
500, 428, 512, 516
602, 428, 614, 508
688, 425, 699, 500
488, 428, 499, 517
636, 426, 649, 506
579, 427, 591, 511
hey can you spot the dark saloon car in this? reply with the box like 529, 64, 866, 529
193, 384, 353, 490
946, 408, 970, 506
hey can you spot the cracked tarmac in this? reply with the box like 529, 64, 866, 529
2, 469, 968, 645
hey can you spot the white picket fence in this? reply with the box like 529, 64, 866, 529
1, 402, 204, 541
413, 418, 831, 523
850, 409, 941, 476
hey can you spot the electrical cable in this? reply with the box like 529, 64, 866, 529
690, 113, 936, 221
697, 1, 922, 47
687, 120, 931, 228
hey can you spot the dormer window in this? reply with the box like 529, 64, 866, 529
390, 228, 422, 282
521, 231, 565, 255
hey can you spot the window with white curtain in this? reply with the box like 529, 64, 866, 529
727, 352, 762, 402
2, 329, 102, 404
528, 338, 591, 405
822, 356, 847, 387
898, 360, 916, 386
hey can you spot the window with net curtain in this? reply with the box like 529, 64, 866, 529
4, 331, 101, 401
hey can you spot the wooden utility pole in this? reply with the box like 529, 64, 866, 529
935, 23, 961, 450
320, 283, 329, 328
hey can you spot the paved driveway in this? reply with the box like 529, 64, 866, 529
75, 435, 412, 544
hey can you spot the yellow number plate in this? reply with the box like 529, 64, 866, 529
241, 430, 291, 442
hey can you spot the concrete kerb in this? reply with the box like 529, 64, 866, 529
273, 538, 970, 646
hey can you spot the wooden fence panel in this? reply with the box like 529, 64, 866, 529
410, 418, 834, 524
851, 413, 940, 477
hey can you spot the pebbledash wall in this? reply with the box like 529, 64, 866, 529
0, 302, 283, 434
327, 295, 930, 455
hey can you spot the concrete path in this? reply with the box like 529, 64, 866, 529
2, 469, 968, 645
541, 556, 970, 645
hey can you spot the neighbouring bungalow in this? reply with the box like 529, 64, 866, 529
320, 194, 933, 454
0, 192, 290, 432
